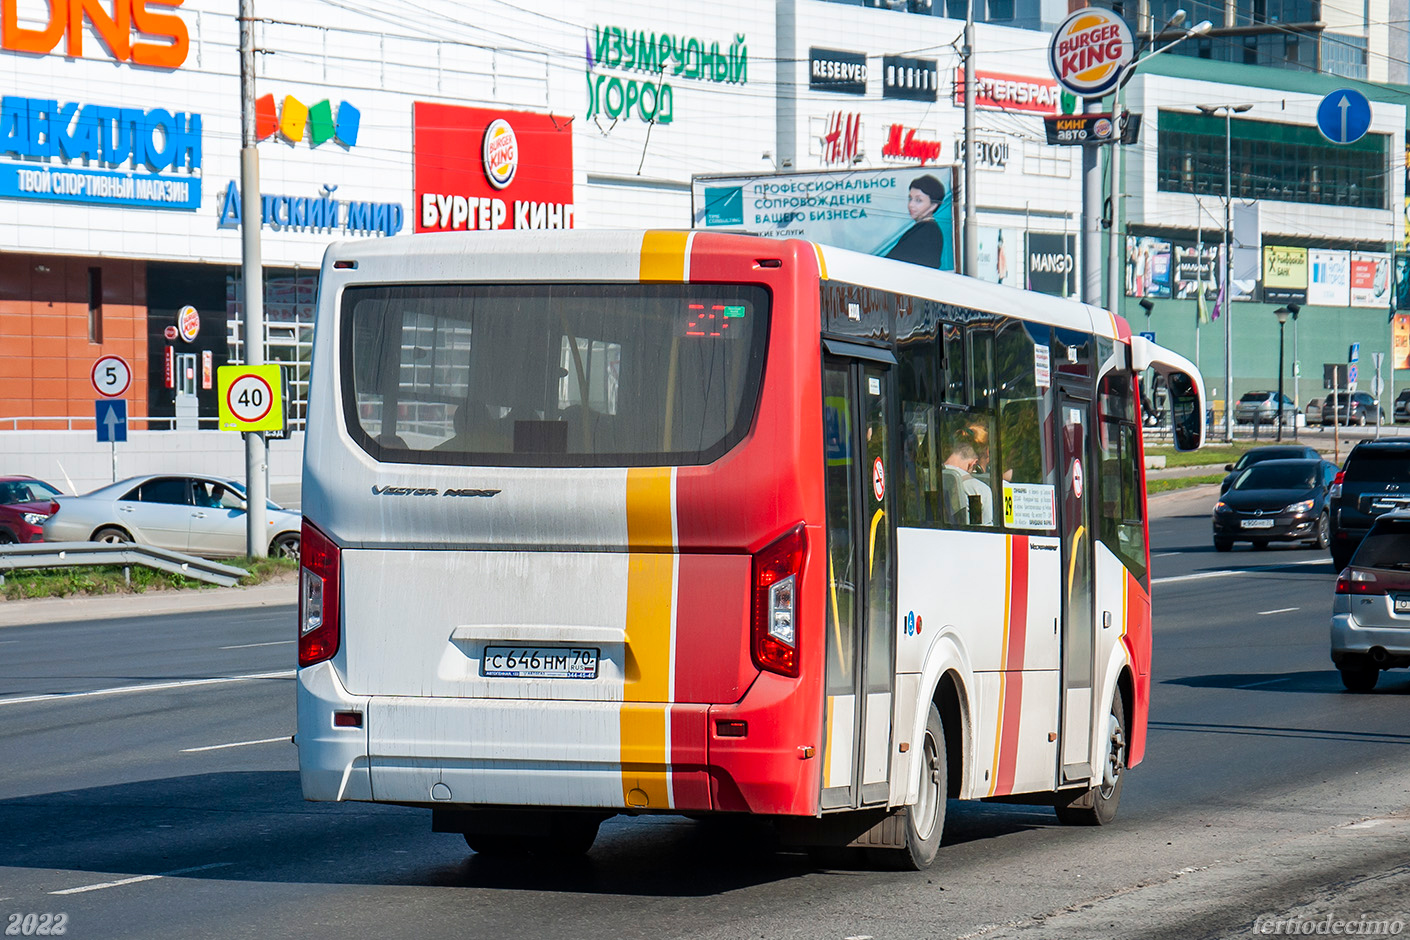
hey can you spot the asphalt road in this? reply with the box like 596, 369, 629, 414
2, 507, 1408, 940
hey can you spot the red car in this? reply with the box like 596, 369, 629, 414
0, 476, 63, 544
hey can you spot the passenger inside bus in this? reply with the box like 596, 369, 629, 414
436, 400, 508, 453
942, 438, 993, 526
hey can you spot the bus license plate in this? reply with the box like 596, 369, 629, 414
1241, 519, 1275, 529
482, 646, 598, 680
1395, 596, 1410, 614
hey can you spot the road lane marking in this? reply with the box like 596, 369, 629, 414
1153, 558, 1328, 585
0, 671, 295, 708
181, 736, 290, 753
1151, 551, 1183, 557
1258, 607, 1300, 615
219, 640, 294, 650
51, 862, 232, 895
1236, 677, 1290, 688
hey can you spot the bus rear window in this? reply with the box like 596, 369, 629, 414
340, 283, 769, 467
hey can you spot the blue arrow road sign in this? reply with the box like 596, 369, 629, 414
1317, 89, 1371, 145
1350, 342, 1360, 363
96, 399, 127, 443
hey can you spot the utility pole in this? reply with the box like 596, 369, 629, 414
962, 0, 978, 277
240, 0, 268, 557
1082, 99, 1104, 305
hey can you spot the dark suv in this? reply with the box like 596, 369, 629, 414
1394, 388, 1410, 424
1320, 391, 1383, 427
1330, 441, 1410, 569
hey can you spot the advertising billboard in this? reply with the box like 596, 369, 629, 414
413, 103, 574, 233
1262, 246, 1308, 305
692, 167, 957, 271
1172, 243, 1217, 300
974, 227, 1022, 287
1350, 251, 1392, 308
1126, 236, 1172, 298
1308, 249, 1351, 307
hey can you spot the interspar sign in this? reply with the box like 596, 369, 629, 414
954, 69, 1061, 114
414, 104, 573, 233
1048, 8, 1133, 98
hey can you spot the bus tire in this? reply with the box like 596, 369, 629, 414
1055, 695, 1126, 827
887, 703, 946, 870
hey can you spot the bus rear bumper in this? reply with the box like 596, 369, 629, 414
296, 670, 820, 816
296, 661, 374, 803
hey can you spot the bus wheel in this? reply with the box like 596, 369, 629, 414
1055, 695, 1126, 827
886, 703, 946, 870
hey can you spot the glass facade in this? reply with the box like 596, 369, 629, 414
1156, 111, 1388, 210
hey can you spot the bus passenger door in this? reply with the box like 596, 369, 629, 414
1056, 386, 1096, 784
821, 356, 896, 810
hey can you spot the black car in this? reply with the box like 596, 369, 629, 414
1329, 440, 1410, 569
1213, 458, 1338, 552
1219, 445, 1320, 495
1394, 388, 1410, 424
1320, 391, 1383, 427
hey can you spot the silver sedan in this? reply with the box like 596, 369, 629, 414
42, 474, 302, 560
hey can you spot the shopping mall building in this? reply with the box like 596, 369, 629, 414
1, 0, 1406, 488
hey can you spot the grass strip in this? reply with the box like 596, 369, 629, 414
0, 557, 297, 601
1147, 473, 1225, 495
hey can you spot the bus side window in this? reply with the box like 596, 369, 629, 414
994, 321, 1046, 489
897, 337, 942, 525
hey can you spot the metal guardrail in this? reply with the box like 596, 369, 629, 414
0, 542, 249, 588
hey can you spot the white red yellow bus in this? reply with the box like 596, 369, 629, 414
295, 230, 1203, 869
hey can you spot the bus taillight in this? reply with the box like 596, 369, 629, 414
751, 524, 806, 679
299, 519, 341, 668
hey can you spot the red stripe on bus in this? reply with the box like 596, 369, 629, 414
1005, 536, 1029, 671
1123, 570, 1153, 767
669, 706, 713, 811
994, 673, 1025, 795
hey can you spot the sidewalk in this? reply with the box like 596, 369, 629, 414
0, 573, 296, 628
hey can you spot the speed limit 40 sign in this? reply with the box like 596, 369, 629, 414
217, 364, 286, 432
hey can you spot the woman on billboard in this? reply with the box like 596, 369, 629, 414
883, 175, 946, 269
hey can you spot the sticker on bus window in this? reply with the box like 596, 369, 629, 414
1034, 346, 1051, 388
1003, 482, 1056, 529
873, 457, 885, 500
868, 376, 881, 396
1071, 459, 1084, 499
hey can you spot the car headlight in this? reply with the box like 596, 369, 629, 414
21, 512, 50, 526
1215, 501, 1230, 513
1284, 499, 1314, 514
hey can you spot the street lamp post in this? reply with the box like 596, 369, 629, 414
1196, 102, 1254, 443
1274, 306, 1291, 442
1105, 15, 1211, 314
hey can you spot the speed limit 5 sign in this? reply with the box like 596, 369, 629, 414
217, 364, 285, 432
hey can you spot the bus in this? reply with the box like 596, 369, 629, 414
295, 230, 1204, 870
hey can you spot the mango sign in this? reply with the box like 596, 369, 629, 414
1048, 8, 1132, 99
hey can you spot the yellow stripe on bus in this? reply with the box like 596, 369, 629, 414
813, 242, 829, 280
640, 231, 690, 282
822, 695, 835, 789
621, 468, 675, 809
988, 536, 1013, 797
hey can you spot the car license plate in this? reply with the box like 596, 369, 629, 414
482, 646, 598, 679
1395, 596, 1410, 614
1241, 519, 1275, 529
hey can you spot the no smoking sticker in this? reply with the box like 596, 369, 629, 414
873, 457, 886, 501
1071, 458, 1084, 499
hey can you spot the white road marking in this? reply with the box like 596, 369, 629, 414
51, 862, 232, 895
1153, 558, 1327, 585
1151, 551, 1183, 557
0, 671, 295, 708
219, 640, 294, 650
1236, 677, 1290, 688
1258, 607, 1300, 615
181, 736, 289, 753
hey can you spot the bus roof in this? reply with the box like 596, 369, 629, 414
322, 229, 1127, 342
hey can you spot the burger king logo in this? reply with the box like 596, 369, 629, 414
177, 305, 200, 343
482, 118, 518, 190
1048, 8, 1133, 99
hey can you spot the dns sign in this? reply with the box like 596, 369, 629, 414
0, 0, 190, 69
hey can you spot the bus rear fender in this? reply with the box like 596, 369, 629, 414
899, 632, 974, 807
